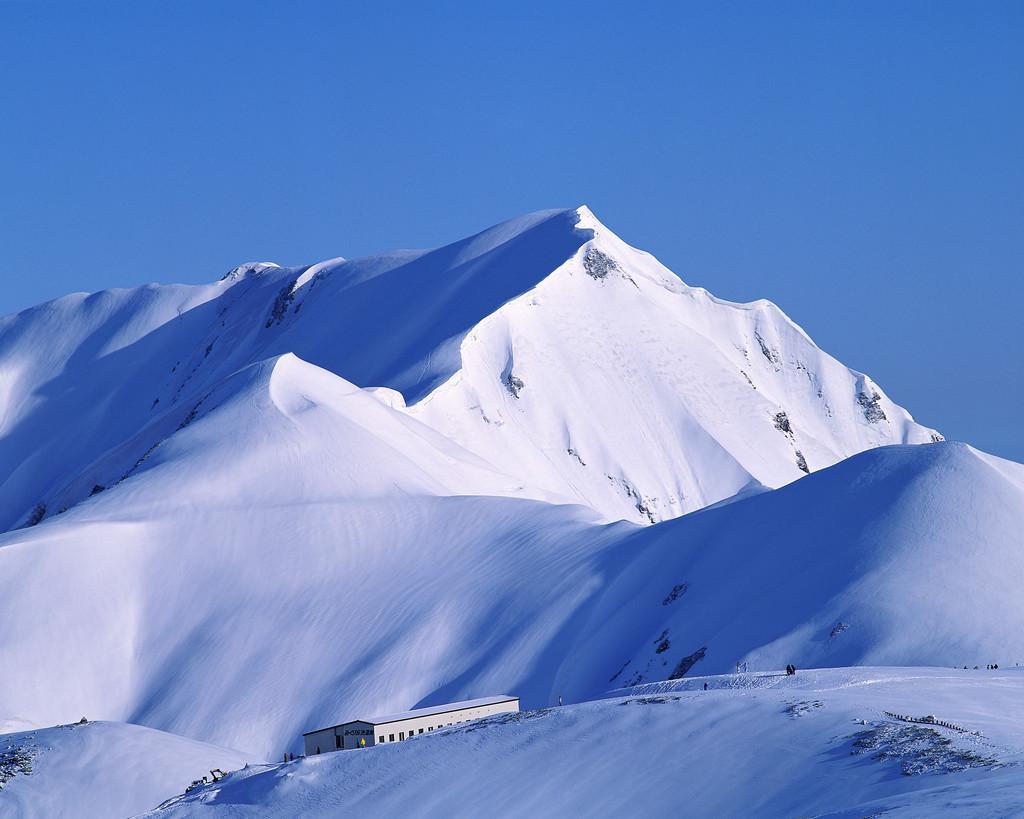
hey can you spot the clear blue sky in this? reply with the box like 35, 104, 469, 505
1, 1, 1021, 460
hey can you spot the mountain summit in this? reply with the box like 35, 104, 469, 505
0, 206, 937, 529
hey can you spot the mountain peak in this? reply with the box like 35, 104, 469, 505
572, 203, 602, 231
0, 205, 940, 531
219, 262, 282, 283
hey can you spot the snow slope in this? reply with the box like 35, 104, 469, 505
52, 352, 554, 512
0, 206, 938, 529
553, 441, 1024, 693
0, 345, 1015, 763
0, 720, 255, 819
0, 353, 625, 758
410, 206, 940, 522
140, 667, 1024, 819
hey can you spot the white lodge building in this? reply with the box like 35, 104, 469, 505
302, 695, 520, 755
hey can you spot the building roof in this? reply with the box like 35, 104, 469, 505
365, 694, 518, 726
303, 694, 518, 735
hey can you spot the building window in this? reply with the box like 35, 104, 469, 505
379, 736, 384, 743
418, 728, 424, 734
389, 734, 394, 742
399, 732, 405, 740
335, 735, 341, 749
428, 726, 433, 731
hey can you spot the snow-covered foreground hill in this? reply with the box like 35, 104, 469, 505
0, 206, 938, 530
141, 667, 1024, 819
0, 721, 255, 819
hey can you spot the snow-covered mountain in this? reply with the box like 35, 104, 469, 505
0, 206, 938, 531
1, 206, 1015, 818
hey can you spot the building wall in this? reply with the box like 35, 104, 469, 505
339, 721, 375, 750
303, 727, 336, 757
373, 698, 519, 745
